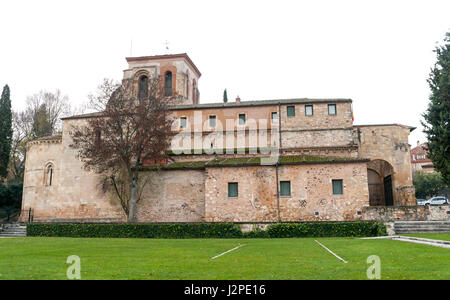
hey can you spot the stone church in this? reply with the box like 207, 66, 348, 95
20, 53, 418, 223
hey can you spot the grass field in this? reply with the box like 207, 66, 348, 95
0, 237, 449, 280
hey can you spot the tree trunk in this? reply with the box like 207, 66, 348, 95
128, 177, 138, 223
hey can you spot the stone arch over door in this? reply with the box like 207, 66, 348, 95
367, 159, 394, 206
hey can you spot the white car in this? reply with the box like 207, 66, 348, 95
416, 199, 427, 206
424, 196, 448, 206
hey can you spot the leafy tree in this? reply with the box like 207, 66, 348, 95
70, 77, 174, 222
223, 89, 228, 103
0, 85, 12, 179
413, 171, 448, 198
422, 31, 450, 185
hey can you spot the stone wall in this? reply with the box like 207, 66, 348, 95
204, 162, 369, 222
281, 102, 353, 130
356, 125, 416, 206
362, 205, 450, 222
136, 170, 205, 222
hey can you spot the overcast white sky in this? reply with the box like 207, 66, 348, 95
1, 0, 449, 144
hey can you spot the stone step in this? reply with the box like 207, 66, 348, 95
0, 234, 26, 237
395, 229, 450, 234
394, 226, 450, 230
0, 224, 27, 237
394, 221, 450, 225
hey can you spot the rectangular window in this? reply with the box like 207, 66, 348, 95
332, 179, 343, 195
209, 115, 216, 127
228, 182, 238, 197
305, 105, 313, 116
271, 112, 278, 123
238, 114, 246, 125
287, 106, 295, 117
280, 181, 291, 197
180, 117, 187, 129
328, 104, 337, 115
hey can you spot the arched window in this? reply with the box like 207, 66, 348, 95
44, 163, 54, 186
138, 75, 149, 100
165, 71, 172, 96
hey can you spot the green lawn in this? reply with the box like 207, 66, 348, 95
403, 233, 450, 241
0, 237, 449, 280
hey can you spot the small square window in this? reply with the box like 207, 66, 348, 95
287, 106, 295, 117
180, 117, 187, 129
280, 181, 291, 197
305, 105, 313, 116
228, 182, 238, 197
332, 179, 343, 195
271, 112, 278, 124
328, 104, 337, 115
238, 114, 246, 125
209, 115, 216, 127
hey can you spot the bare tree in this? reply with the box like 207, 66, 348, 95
8, 111, 33, 181
25, 89, 72, 135
9, 90, 72, 181
70, 77, 175, 222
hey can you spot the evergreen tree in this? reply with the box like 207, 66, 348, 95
0, 85, 13, 179
422, 31, 450, 185
32, 104, 53, 138
223, 89, 228, 103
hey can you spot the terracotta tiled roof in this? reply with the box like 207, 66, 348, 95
411, 143, 432, 163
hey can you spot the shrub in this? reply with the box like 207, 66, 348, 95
0, 182, 23, 209
266, 222, 386, 238
27, 223, 243, 239
27, 221, 386, 239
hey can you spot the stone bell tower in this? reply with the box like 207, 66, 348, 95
123, 53, 201, 105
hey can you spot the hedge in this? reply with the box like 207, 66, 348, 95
27, 222, 386, 239
27, 223, 243, 239
266, 222, 387, 238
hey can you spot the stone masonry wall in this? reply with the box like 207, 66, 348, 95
21, 128, 126, 222
204, 162, 369, 222
357, 125, 415, 206
136, 170, 205, 222
362, 205, 450, 221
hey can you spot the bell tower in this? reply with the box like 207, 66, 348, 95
123, 53, 201, 105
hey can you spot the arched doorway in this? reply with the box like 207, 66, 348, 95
367, 159, 394, 206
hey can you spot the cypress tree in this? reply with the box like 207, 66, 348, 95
0, 85, 13, 179
32, 104, 53, 138
223, 89, 228, 103
422, 32, 450, 185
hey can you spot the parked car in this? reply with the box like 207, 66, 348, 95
416, 199, 427, 206
424, 196, 448, 206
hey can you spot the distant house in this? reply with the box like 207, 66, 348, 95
410, 142, 434, 175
